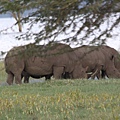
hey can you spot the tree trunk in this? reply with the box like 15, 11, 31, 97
11, 12, 22, 32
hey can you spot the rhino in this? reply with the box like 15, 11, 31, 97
97, 45, 120, 78
73, 45, 120, 79
4, 43, 88, 85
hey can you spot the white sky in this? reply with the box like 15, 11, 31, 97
0, 17, 120, 58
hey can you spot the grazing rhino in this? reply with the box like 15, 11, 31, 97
97, 45, 120, 78
4, 42, 88, 85
73, 45, 120, 79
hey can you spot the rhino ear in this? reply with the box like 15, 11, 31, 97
110, 55, 115, 62
110, 55, 114, 60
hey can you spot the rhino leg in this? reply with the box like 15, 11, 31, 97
61, 72, 71, 79
21, 71, 30, 83
6, 73, 14, 85
53, 66, 64, 79
24, 75, 30, 83
95, 72, 101, 79
101, 70, 106, 79
14, 73, 22, 84
45, 74, 52, 80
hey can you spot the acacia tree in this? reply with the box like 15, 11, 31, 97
0, 0, 120, 45
0, 0, 31, 32
21, 0, 120, 46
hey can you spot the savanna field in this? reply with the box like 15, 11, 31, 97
0, 61, 120, 120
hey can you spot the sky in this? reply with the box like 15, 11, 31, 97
0, 17, 120, 58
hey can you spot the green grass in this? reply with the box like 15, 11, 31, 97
0, 80, 120, 120
0, 61, 6, 82
0, 61, 120, 119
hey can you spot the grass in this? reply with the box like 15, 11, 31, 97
0, 61, 120, 120
0, 61, 6, 82
0, 80, 120, 120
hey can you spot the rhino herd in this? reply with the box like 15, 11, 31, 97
4, 42, 120, 85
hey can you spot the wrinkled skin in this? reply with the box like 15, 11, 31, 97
22, 64, 88, 83
98, 46, 120, 78
73, 45, 120, 79
4, 43, 87, 85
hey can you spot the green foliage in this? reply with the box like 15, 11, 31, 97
0, 0, 32, 13
0, 0, 120, 45
0, 79, 120, 119
21, 0, 120, 45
